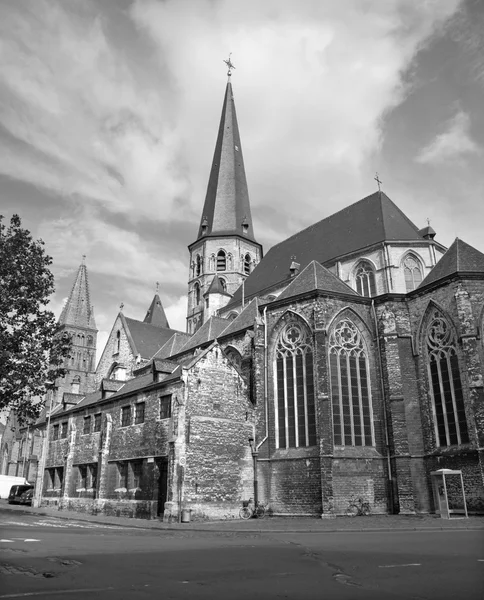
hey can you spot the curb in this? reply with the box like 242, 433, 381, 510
2, 506, 484, 535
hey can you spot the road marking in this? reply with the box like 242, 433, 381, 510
0, 540, 14, 543
478, 559, 484, 562
0, 587, 116, 598
379, 563, 421, 568
23, 539, 41, 542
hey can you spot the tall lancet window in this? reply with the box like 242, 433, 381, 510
355, 262, 376, 297
403, 256, 423, 292
329, 320, 374, 446
426, 311, 469, 446
217, 250, 226, 271
274, 320, 316, 448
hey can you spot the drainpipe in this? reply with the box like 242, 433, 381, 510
33, 386, 55, 508
256, 306, 269, 451
248, 437, 258, 506
371, 300, 395, 514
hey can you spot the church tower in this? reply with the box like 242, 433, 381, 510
56, 258, 98, 402
187, 65, 263, 332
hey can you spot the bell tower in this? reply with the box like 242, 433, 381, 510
187, 59, 263, 332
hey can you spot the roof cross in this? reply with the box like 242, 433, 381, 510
374, 172, 382, 192
223, 53, 235, 77
155, 281, 159, 293
119, 302, 124, 312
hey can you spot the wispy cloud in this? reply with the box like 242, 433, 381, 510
416, 110, 480, 165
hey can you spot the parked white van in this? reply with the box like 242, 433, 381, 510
0, 475, 30, 499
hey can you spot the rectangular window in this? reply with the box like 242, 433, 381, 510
78, 465, 87, 488
118, 462, 128, 488
132, 461, 142, 488
60, 422, 68, 439
94, 413, 102, 432
135, 402, 145, 424
52, 424, 59, 441
159, 395, 172, 420
121, 406, 131, 427
83, 416, 91, 435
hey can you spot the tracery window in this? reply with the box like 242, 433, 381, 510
195, 254, 202, 277
329, 320, 374, 446
404, 256, 423, 292
426, 311, 469, 446
217, 250, 226, 271
355, 262, 376, 297
244, 253, 252, 275
274, 321, 316, 448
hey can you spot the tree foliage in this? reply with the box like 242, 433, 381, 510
0, 214, 71, 423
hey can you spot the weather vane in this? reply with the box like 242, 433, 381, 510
374, 172, 382, 192
223, 53, 235, 77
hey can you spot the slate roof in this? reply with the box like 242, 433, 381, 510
153, 332, 193, 360
194, 80, 259, 245
143, 294, 170, 328
175, 316, 229, 355
419, 238, 484, 288
58, 262, 96, 330
220, 298, 259, 338
205, 274, 232, 296
124, 317, 181, 360
100, 379, 124, 392
277, 260, 358, 301
226, 191, 425, 308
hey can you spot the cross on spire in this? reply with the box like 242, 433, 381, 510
374, 172, 382, 192
155, 281, 159, 293
223, 53, 235, 77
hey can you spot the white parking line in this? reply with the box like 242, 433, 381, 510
379, 563, 421, 568
0, 539, 14, 543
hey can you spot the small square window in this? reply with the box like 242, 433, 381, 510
52, 424, 59, 441
159, 395, 172, 420
135, 402, 145, 424
121, 406, 131, 427
94, 413, 102, 432
61, 422, 68, 439
83, 416, 91, 435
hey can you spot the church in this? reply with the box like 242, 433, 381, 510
4, 72, 484, 520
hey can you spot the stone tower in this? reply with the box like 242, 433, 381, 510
187, 73, 263, 332
56, 259, 97, 402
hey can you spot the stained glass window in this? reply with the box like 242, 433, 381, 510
355, 262, 376, 297
329, 320, 374, 446
426, 311, 469, 446
274, 321, 316, 448
404, 256, 423, 292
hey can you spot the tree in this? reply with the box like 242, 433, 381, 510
0, 215, 71, 423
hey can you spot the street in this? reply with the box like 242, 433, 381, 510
0, 509, 483, 599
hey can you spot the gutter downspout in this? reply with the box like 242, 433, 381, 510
371, 300, 395, 514
257, 306, 269, 451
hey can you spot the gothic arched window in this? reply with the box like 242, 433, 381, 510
329, 319, 374, 446
226, 347, 242, 370
355, 262, 376, 297
194, 283, 200, 305
274, 321, 316, 448
426, 311, 469, 446
196, 254, 202, 277
244, 253, 252, 275
217, 250, 226, 271
219, 278, 227, 293
403, 255, 423, 292
116, 331, 121, 354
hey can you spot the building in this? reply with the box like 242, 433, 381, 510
21, 73, 484, 519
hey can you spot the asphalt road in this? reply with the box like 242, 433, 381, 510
0, 510, 483, 600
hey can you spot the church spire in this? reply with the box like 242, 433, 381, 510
58, 259, 96, 329
143, 293, 170, 328
196, 75, 257, 242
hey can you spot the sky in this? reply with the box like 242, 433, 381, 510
1, 0, 483, 361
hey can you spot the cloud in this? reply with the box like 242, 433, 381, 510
416, 110, 480, 165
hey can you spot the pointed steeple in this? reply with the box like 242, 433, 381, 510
143, 294, 170, 328
58, 260, 96, 329
197, 78, 256, 242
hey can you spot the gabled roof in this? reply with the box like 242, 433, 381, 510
277, 260, 358, 301
220, 298, 259, 338
101, 379, 124, 393
227, 191, 424, 308
204, 274, 231, 297
153, 332, 193, 360
58, 261, 96, 330
419, 238, 484, 288
143, 294, 170, 328
123, 317, 181, 360
176, 316, 229, 355
194, 79, 258, 244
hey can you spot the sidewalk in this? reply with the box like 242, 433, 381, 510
2, 501, 483, 533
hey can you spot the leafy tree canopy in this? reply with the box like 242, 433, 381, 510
0, 214, 71, 423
